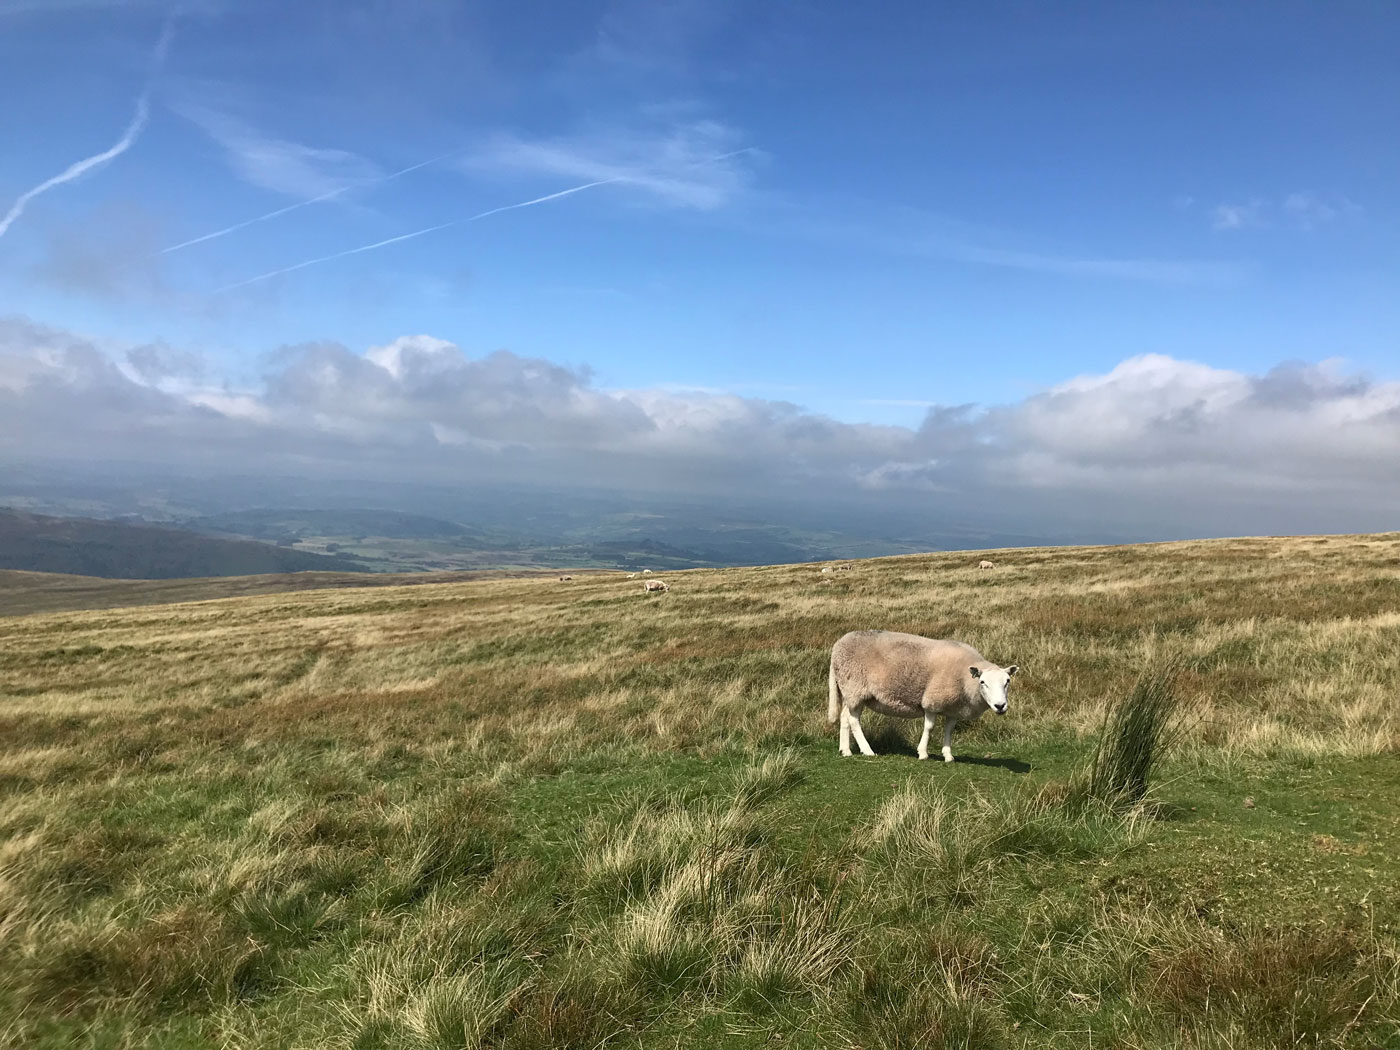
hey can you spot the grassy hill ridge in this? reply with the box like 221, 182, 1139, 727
0, 566, 616, 618
1, 533, 1397, 1047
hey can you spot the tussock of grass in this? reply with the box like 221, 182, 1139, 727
1091, 655, 1186, 805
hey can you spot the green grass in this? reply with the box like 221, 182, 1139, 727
1, 533, 1399, 1047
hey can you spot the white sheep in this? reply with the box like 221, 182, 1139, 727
978, 560, 995, 570
643, 579, 669, 593
558, 575, 574, 581
827, 630, 1017, 762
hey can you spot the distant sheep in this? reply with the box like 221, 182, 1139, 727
558, 575, 574, 581
642, 569, 654, 575
820, 567, 832, 573
627, 572, 638, 579
827, 630, 1018, 762
643, 579, 669, 593
978, 560, 995, 570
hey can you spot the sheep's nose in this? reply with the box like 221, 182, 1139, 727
994, 703, 1008, 715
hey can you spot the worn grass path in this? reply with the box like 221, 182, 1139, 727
1, 534, 1398, 1048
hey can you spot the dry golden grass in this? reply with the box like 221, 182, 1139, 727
3, 532, 1397, 771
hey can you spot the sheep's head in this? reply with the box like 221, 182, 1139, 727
969, 663, 1017, 715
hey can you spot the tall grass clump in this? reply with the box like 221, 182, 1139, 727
1090, 655, 1186, 805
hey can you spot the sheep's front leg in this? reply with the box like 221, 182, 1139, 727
942, 716, 957, 763
847, 708, 877, 756
918, 710, 935, 760
839, 708, 852, 757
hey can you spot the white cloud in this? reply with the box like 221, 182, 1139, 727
3, 318, 1398, 535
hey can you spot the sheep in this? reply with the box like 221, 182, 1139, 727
643, 579, 669, 593
820, 567, 832, 573
978, 560, 995, 570
627, 572, 638, 579
827, 630, 1018, 762
558, 575, 574, 581
642, 569, 654, 575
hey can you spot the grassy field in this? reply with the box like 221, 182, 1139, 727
1, 534, 1398, 1048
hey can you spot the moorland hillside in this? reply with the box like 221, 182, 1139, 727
1, 534, 1397, 1048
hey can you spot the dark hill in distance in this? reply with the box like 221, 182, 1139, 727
0, 510, 370, 580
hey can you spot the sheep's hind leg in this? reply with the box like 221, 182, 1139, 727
847, 707, 876, 757
839, 708, 852, 757
942, 717, 957, 763
918, 710, 935, 760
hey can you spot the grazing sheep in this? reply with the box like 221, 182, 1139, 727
835, 565, 851, 572
559, 575, 574, 581
978, 560, 995, 570
627, 572, 638, 579
827, 630, 1018, 762
643, 579, 669, 593
820, 567, 832, 573
642, 569, 654, 575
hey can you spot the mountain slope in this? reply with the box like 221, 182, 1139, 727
0, 510, 370, 580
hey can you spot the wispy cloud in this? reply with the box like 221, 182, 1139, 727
951, 243, 1243, 284
171, 101, 380, 199
1283, 192, 1362, 230
0, 16, 174, 240
784, 204, 1248, 286
213, 178, 620, 292
0, 0, 189, 13
162, 150, 457, 254
465, 119, 757, 210
1212, 193, 1361, 232
1212, 199, 1268, 231
213, 134, 756, 292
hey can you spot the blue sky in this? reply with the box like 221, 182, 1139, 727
1, 1, 1398, 536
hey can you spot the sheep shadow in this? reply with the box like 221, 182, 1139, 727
861, 722, 1031, 774
950, 755, 1032, 774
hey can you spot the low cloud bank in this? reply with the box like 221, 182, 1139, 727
3, 316, 1397, 537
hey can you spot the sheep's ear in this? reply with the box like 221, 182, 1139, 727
969, 666, 981, 679
1006, 665, 1018, 677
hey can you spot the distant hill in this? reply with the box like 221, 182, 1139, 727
0, 510, 371, 580
186, 508, 503, 546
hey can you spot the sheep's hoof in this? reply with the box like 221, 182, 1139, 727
918, 754, 928, 761
839, 749, 852, 758
943, 755, 955, 764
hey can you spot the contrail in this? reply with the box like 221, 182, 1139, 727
162, 151, 457, 254
0, 16, 175, 240
214, 178, 619, 293
212, 147, 758, 292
